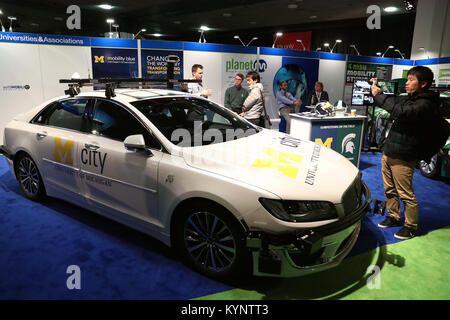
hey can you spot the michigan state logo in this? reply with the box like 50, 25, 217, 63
342, 133, 356, 154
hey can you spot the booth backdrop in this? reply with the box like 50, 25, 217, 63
1, 32, 449, 142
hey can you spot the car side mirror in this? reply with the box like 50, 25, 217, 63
124, 134, 153, 157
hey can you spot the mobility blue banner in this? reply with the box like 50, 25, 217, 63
91, 47, 139, 78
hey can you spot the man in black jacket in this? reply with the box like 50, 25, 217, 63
370, 66, 440, 240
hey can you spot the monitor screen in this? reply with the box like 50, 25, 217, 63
352, 80, 373, 106
378, 81, 397, 95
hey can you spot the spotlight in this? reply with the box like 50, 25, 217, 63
382, 45, 394, 57
133, 28, 147, 39
8, 16, 16, 32
324, 43, 330, 52
350, 44, 360, 56
331, 39, 342, 53
395, 49, 405, 59
272, 32, 283, 48
246, 37, 258, 47
234, 35, 245, 46
198, 26, 209, 43
296, 39, 306, 51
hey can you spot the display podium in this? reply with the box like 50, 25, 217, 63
290, 113, 366, 168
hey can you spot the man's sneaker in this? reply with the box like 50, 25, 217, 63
377, 216, 401, 229
394, 227, 416, 240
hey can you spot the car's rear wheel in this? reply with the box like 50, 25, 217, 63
173, 202, 249, 280
419, 153, 441, 178
15, 153, 46, 201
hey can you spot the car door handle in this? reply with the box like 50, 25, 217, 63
84, 143, 100, 150
36, 131, 47, 139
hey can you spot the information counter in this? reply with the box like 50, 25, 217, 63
290, 113, 367, 167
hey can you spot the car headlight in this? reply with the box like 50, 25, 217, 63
259, 198, 338, 223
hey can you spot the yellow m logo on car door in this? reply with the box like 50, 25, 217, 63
252, 147, 303, 179
54, 137, 74, 165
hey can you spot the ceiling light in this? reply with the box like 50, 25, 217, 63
288, 4, 298, 9
54, 17, 64, 21
384, 6, 399, 12
98, 4, 113, 10
173, 21, 181, 24
309, 15, 317, 19
223, 13, 232, 17
153, 33, 162, 37
200, 25, 209, 31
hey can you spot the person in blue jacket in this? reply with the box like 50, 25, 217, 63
276, 81, 302, 134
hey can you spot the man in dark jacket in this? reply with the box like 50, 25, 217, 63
370, 66, 440, 240
224, 73, 249, 114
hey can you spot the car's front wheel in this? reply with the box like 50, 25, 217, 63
173, 202, 250, 280
15, 153, 46, 201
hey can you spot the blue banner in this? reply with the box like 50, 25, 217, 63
91, 47, 138, 79
276, 57, 319, 112
0, 32, 89, 46
141, 49, 183, 79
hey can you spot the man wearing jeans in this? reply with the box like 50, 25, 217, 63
370, 66, 440, 240
276, 81, 301, 134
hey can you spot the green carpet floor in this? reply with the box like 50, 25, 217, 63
195, 226, 450, 300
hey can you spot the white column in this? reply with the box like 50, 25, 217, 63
410, 0, 449, 60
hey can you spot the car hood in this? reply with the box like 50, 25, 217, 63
181, 130, 360, 203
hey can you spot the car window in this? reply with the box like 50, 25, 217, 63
92, 99, 161, 149
131, 97, 259, 147
32, 98, 92, 133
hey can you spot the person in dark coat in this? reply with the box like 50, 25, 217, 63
306, 81, 329, 106
371, 66, 441, 240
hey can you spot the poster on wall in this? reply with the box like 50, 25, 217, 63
346, 62, 393, 82
221, 53, 259, 90
141, 50, 183, 79
275, 57, 319, 112
437, 66, 450, 85
273, 31, 312, 51
91, 47, 138, 78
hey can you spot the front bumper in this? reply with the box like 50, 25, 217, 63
246, 180, 371, 277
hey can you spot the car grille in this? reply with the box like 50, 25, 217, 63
341, 177, 363, 215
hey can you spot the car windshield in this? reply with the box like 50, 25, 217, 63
131, 97, 260, 147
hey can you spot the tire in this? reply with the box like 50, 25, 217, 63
14, 153, 46, 201
173, 202, 250, 280
419, 153, 441, 178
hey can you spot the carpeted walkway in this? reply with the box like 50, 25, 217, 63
0, 152, 449, 299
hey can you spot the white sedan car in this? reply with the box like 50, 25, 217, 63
1, 87, 370, 279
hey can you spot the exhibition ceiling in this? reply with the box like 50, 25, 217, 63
0, 0, 414, 41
